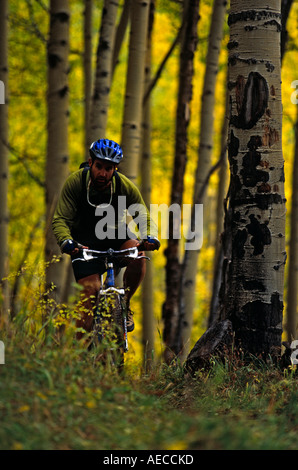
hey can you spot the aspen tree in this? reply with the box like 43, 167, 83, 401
83, 0, 93, 160
112, 0, 132, 75
0, 0, 9, 316
88, 0, 119, 143
220, 1, 285, 359
285, 106, 298, 341
179, 0, 227, 360
281, 0, 296, 343
208, 86, 229, 327
281, 0, 294, 58
163, 0, 199, 363
45, 0, 70, 301
141, 0, 155, 370
120, 0, 150, 184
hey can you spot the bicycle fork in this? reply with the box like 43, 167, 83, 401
95, 263, 129, 352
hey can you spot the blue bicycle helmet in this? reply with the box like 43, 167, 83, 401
89, 139, 123, 164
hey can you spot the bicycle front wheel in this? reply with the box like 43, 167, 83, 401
93, 292, 127, 369
110, 293, 128, 367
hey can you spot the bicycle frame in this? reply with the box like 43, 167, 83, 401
79, 247, 147, 354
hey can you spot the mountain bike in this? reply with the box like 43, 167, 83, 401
77, 246, 148, 368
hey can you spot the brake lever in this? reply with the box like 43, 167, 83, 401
81, 249, 95, 261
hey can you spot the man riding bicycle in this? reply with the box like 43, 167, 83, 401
52, 138, 160, 336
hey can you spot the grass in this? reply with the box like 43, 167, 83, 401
0, 321, 297, 451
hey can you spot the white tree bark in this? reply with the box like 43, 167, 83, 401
120, 0, 150, 184
45, 0, 70, 301
179, 0, 227, 360
285, 106, 298, 341
88, 0, 119, 143
83, 0, 93, 159
141, 0, 155, 370
220, 0, 285, 359
163, 0, 199, 363
0, 0, 9, 315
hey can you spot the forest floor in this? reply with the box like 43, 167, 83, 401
0, 326, 297, 452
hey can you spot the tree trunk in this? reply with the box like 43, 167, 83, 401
179, 0, 227, 360
112, 0, 132, 75
83, 0, 93, 160
285, 106, 298, 341
120, 0, 150, 184
185, 319, 233, 374
45, 0, 70, 302
281, 0, 294, 60
163, 0, 199, 363
141, 0, 155, 371
88, 0, 119, 143
220, 1, 285, 360
0, 0, 9, 318
208, 85, 229, 327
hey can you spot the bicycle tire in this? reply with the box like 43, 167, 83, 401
91, 292, 127, 369
110, 293, 127, 367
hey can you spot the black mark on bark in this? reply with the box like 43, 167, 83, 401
241, 135, 269, 187
236, 293, 283, 332
59, 85, 68, 98
234, 228, 248, 258
247, 214, 271, 255
240, 277, 266, 292
51, 12, 70, 24
231, 72, 269, 129
228, 130, 240, 170
48, 53, 61, 68
228, 10, 281, 27
231, 293, 283, 357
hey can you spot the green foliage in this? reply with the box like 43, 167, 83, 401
5, 0, 297, 347
2, 2, 298, 451
1, 256, 297, 451
0, 309, 297, 450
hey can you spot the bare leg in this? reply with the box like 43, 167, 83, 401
120, 239, 146, 304
75, 240, 146, 338
76, 273, 101, 339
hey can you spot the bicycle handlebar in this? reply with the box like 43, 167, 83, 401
80, 246, 149, 262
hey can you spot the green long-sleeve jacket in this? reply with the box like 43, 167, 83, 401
52, 167, 157, 249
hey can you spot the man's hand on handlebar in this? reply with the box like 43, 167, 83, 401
138, 236, 160, 252
60, 236, 160, 255
60, 239, 88, 255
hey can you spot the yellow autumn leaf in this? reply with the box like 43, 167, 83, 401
166, 440, 188, 450
86, 400, 96, 409
18, 405, 30, 413
12, 442, 23, 450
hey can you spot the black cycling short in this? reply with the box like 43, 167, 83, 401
71, 233, 136, 282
